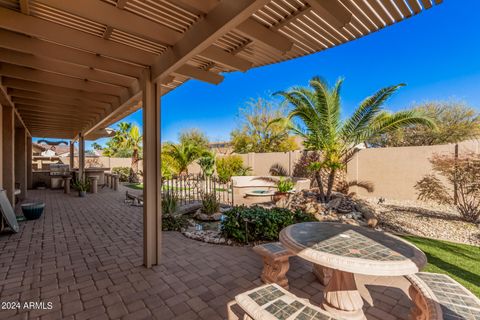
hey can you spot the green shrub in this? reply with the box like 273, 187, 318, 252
112, 167, 130, 182
221, 206, 314, 243
201, 192, 220, 215
162, 192, 178, 215
216, 155, 251, 183
162, 215, 189, 231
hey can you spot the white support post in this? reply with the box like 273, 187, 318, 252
142, 70, 162, 267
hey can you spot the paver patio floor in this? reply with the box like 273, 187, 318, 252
0, 188, 413, 320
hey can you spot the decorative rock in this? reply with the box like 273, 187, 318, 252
182, 229, 227, 245
194, 209, 223, 221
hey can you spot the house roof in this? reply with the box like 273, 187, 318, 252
0, 0, 441, 139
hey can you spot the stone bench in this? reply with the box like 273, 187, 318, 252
406, 272, 480, 320
227, 283, 339, 320
125, 191, 143, 206
253, 242, 294, 289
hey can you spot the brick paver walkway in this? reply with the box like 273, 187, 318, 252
0, 188, 413, 320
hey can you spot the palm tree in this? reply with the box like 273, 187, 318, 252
163, 142, 204, 175
109, 123, 142, 182
275, 77, 435, 202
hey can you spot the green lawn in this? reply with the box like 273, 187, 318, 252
402, 235, 480, 298
124, 183, 143, 190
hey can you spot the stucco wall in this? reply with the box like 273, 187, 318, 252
346, 140, 480, 200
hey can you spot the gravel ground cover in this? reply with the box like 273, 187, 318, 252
366, 198, 480, 246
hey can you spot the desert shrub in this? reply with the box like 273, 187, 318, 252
415, 153, 480, 222
221, 206, 315, 243
162, 215, 189, 231
112, 167, 130, 182
201, 192, 220, 215
216, 155, 251, 183
276, 177, 295, 193
269, 163, 288, 176
162, 192, 178, 214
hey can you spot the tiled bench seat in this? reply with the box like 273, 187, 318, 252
406, 272, 480, 320
253, 242, 294, 289
227, 283, 339, 320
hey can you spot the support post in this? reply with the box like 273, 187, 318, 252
27, 136, 32, 189
69, 141, 75, 170
142, 70, 162, 267
0, 104, 3, 188
2, 104, 15, 205
14, 127, 27, 200
79, 134, 85, 181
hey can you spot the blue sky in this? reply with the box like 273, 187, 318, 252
88, 0, 480, 148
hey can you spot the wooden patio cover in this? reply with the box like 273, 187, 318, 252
0, 0, 441, 140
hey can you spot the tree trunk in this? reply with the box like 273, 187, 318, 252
315, 171, 327, 202
129, 149, 139, 183
325, 169, 336, 201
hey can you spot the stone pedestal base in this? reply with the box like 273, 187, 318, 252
322, 270, 365, 320
261, 256, 290, 289
313, 264, 333, 286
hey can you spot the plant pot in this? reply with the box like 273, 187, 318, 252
78, 191, 87, 197
273, 192, 289, 202
21, 202, 45, 220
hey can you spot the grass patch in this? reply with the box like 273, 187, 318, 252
124, 183, 143, 190
402, 235, 480, 297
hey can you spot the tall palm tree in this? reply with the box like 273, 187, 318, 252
275, 77, 435, 202
114, 123, 142, 183
163, 142, 204, 175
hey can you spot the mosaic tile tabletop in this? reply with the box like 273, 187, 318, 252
416, 273, 480, 320
280, 222, 426, 275
237, 284, 338, 320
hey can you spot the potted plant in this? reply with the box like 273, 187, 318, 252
73, 178, 90, 197
273, 177, 295, 202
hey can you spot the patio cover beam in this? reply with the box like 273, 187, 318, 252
235, 18, 294, 53
12, 98, 107, 114
0, 29, 144, 78
174, 65, 224, 85
15, 104, 101, 119
198, 45, 253, 72
0, 79, 31, 137
151, 0, 272, 83
37, 0, 183, 46
304, 0, 352, 29
0, 7, 157, 66
8, 89, 112, 110
2, 78, 118, 105
0, 64, 128, 98
0, 48, 135, 88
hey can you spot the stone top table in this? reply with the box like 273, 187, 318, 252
279, 222, 427, 319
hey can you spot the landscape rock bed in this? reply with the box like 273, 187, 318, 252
182, 229, 231, 245
370, 198, 480, 246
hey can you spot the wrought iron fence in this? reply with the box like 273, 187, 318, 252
161, 174, 233, 206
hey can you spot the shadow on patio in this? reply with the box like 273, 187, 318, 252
0, 188, 412, 320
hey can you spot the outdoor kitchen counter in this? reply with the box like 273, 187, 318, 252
72, 168, 110, 185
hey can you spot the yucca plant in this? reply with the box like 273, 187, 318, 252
162, 192, 178, 215
275, 77, 436, 202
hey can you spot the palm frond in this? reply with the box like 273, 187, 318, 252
341, 84, 405, 144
